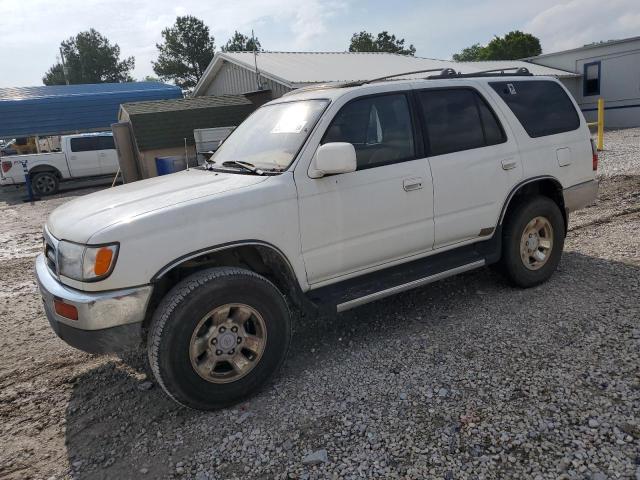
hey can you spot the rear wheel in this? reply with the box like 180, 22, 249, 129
500, 196, 565, 288
31, 171, 59, 196
148, 267, 291, 410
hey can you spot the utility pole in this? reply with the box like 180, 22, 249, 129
59, 47, 70, 85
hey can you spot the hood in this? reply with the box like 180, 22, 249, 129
47, 169, 268, 243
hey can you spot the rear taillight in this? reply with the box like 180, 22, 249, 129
1, 160, 11, 173
590, 139, 598, 171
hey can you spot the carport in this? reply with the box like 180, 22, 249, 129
0, 82, 183, 140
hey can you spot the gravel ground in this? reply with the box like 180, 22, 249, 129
0, 129, 639, 480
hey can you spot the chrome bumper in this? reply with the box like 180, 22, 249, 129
35, 254, 153, 353
564, 180, 598, 212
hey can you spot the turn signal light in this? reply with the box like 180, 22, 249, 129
94, 247, 114, 276
1, 161, 11, 173
590, 139, 598, 171
54, 300, 78, 321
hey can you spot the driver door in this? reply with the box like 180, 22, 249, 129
296, 92, 435, 286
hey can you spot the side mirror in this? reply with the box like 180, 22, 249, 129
310, 142, 357, 178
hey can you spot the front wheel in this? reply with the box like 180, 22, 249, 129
148, 267, 291, 410
500, 196, 565, 288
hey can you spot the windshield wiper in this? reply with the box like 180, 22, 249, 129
221, 160, 265, 175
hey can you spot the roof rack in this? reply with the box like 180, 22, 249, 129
286, 67, 533, 95
428, 67, 533, 79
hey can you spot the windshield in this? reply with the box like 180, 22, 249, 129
210, 99, 329, 171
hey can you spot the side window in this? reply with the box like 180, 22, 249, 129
322, 93, 415, 169
583, 62, 601, 96
490, 80, 580, 138
418, 89, 505, 156
98, 136, 115, 150
70, 137, 99, 152
477, 97, 505, 145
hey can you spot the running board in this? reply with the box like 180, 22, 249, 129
336, 260, 485, 312
305, 237, 499, 315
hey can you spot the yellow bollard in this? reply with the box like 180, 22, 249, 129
597, 98, 604, 151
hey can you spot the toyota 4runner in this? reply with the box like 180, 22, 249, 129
36, 70, 598, 410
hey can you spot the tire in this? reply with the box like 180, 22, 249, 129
500, 195, 565, 288
31, 171, 59, 196
148, 267, 291, 410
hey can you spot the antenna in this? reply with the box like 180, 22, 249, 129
252, 29, 261, 90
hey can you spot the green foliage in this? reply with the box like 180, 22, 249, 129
153, 16, 216, 90
483, 31, 542, 60
349, 31, 416, 56
222, 31, 261, 52
453, 31, 542, 61
452, 43, 485, 62
43, 29, 134, 85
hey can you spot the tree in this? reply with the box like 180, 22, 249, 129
43, 29, 134, 85
452, 31, 542, 61
153, 16, 216, 90
452, 43, 485, 62
222, 31, 261, 52
349, 31, 416, 56
483, 31, 542, 60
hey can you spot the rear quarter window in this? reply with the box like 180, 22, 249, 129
489, 80, 580, 138
70, 137, 99, 152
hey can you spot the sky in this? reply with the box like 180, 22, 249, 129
0, 0, 638, 87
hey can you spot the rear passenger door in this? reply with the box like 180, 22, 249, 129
417, 87, 522, 248
96, 135, 119, 174
67, 137, 102, 177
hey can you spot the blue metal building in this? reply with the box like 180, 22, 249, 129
0, 82, 183, 138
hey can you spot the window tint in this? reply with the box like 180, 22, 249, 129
583, 62, 600, 96
70, 137, 99, 152
322, 94, 414, 169
418, 89, 505, 156
98, 135, 115, 150
477, 97, 505, 145
490, 80, 580, 138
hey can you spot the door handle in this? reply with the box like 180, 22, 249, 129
403, 177, 423, 192
501, 159, 517, 170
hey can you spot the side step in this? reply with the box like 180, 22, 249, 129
336, 260, 484, 312
305, 239, 498, 314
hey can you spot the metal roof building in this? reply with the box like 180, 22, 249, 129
193, 51, 577, 98
0, 82, 183, 139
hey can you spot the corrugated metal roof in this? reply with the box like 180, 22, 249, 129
121, 94, 252, 115
0, 82, 183, 138
120, 94, 262, 151
194, 52, 577, 96
525, 35, 640, 60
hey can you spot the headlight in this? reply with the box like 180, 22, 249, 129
57, 241, 119, 281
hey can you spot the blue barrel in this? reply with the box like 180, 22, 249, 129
155, 156, 185, 176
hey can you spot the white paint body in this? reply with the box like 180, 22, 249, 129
44, 77, 595, 294
0, 132, 118, 186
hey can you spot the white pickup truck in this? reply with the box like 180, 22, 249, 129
1, 132, 118, 195
36, 71, 598, 410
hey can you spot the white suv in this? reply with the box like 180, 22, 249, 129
35, 70, 598, 410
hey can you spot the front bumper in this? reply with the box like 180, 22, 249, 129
563, 179, 598, 212
35, 254, 153, 353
